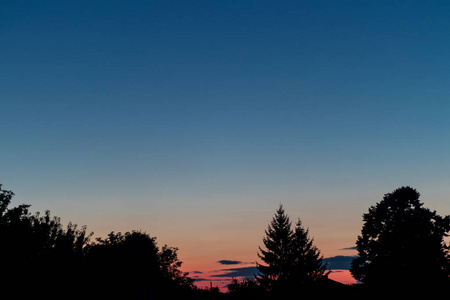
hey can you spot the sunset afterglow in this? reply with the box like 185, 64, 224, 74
2, 1, 450, 297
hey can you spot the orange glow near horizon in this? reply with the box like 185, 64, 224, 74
328, 270, 357, 285
183, 263, 357, 292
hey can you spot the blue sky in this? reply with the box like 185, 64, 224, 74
2, 0, 450, 285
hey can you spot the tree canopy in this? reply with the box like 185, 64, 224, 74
350, 186, 450, 288
0, 184, 197, 299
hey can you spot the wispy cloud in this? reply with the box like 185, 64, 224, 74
192, 277, 208, 282
340, 246, 357, 250
217, 260, 255, 265
324, 255, 357, 270
192, 261, 258, 285
217, 260, 243, 265
211, 266, 260, 278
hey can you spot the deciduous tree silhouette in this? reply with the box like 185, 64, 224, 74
257, 204, 328, 293
0, 184, 197, 299
350, 186, 450, 289
86, 231, 163, 298
159, 244, 195, 289
86, 230, 195, 299
0, 184, 92, 297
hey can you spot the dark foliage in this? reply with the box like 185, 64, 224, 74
0, 185, 92, 297
2, 183, 450, 299
350, 186, 450, 290
257, 204, 294, 289
0, 184, 196, 299
86, 230, 195, 299
289, 219, 328, 285
256, 204, 329, 294
227, 278, 266, 299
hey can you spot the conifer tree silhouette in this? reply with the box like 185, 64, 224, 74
289, 219, 328, 285
257, 204, 328, 293
257, 204, 293, 290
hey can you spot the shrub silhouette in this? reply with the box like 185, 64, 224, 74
227, 278, 265, 299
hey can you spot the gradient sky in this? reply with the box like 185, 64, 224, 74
2, 0, 450, 288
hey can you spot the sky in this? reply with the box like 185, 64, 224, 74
2, 0, 450, 289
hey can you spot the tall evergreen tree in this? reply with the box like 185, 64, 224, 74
289, 219, 328, 285
257, 204, 293, 290
257, 205, 328, 292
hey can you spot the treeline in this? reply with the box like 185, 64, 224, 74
1, 184, 450, 299
0, 185, 220, 300
227, 186, 450, 298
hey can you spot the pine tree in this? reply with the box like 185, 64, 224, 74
257, 205, 328, 292
257, 204, 293, 290
289, 219, 328, 285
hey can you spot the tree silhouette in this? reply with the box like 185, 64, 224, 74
0, 184, 92, 297
257, 204, 328, 293
257, 204, 293, 290
0, 184, 199, 299
86, 230, 195, 299
159, 244, 195, 289
87, 231, 162, 298
350, 186, 450, 289
289, 219, 328, 285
